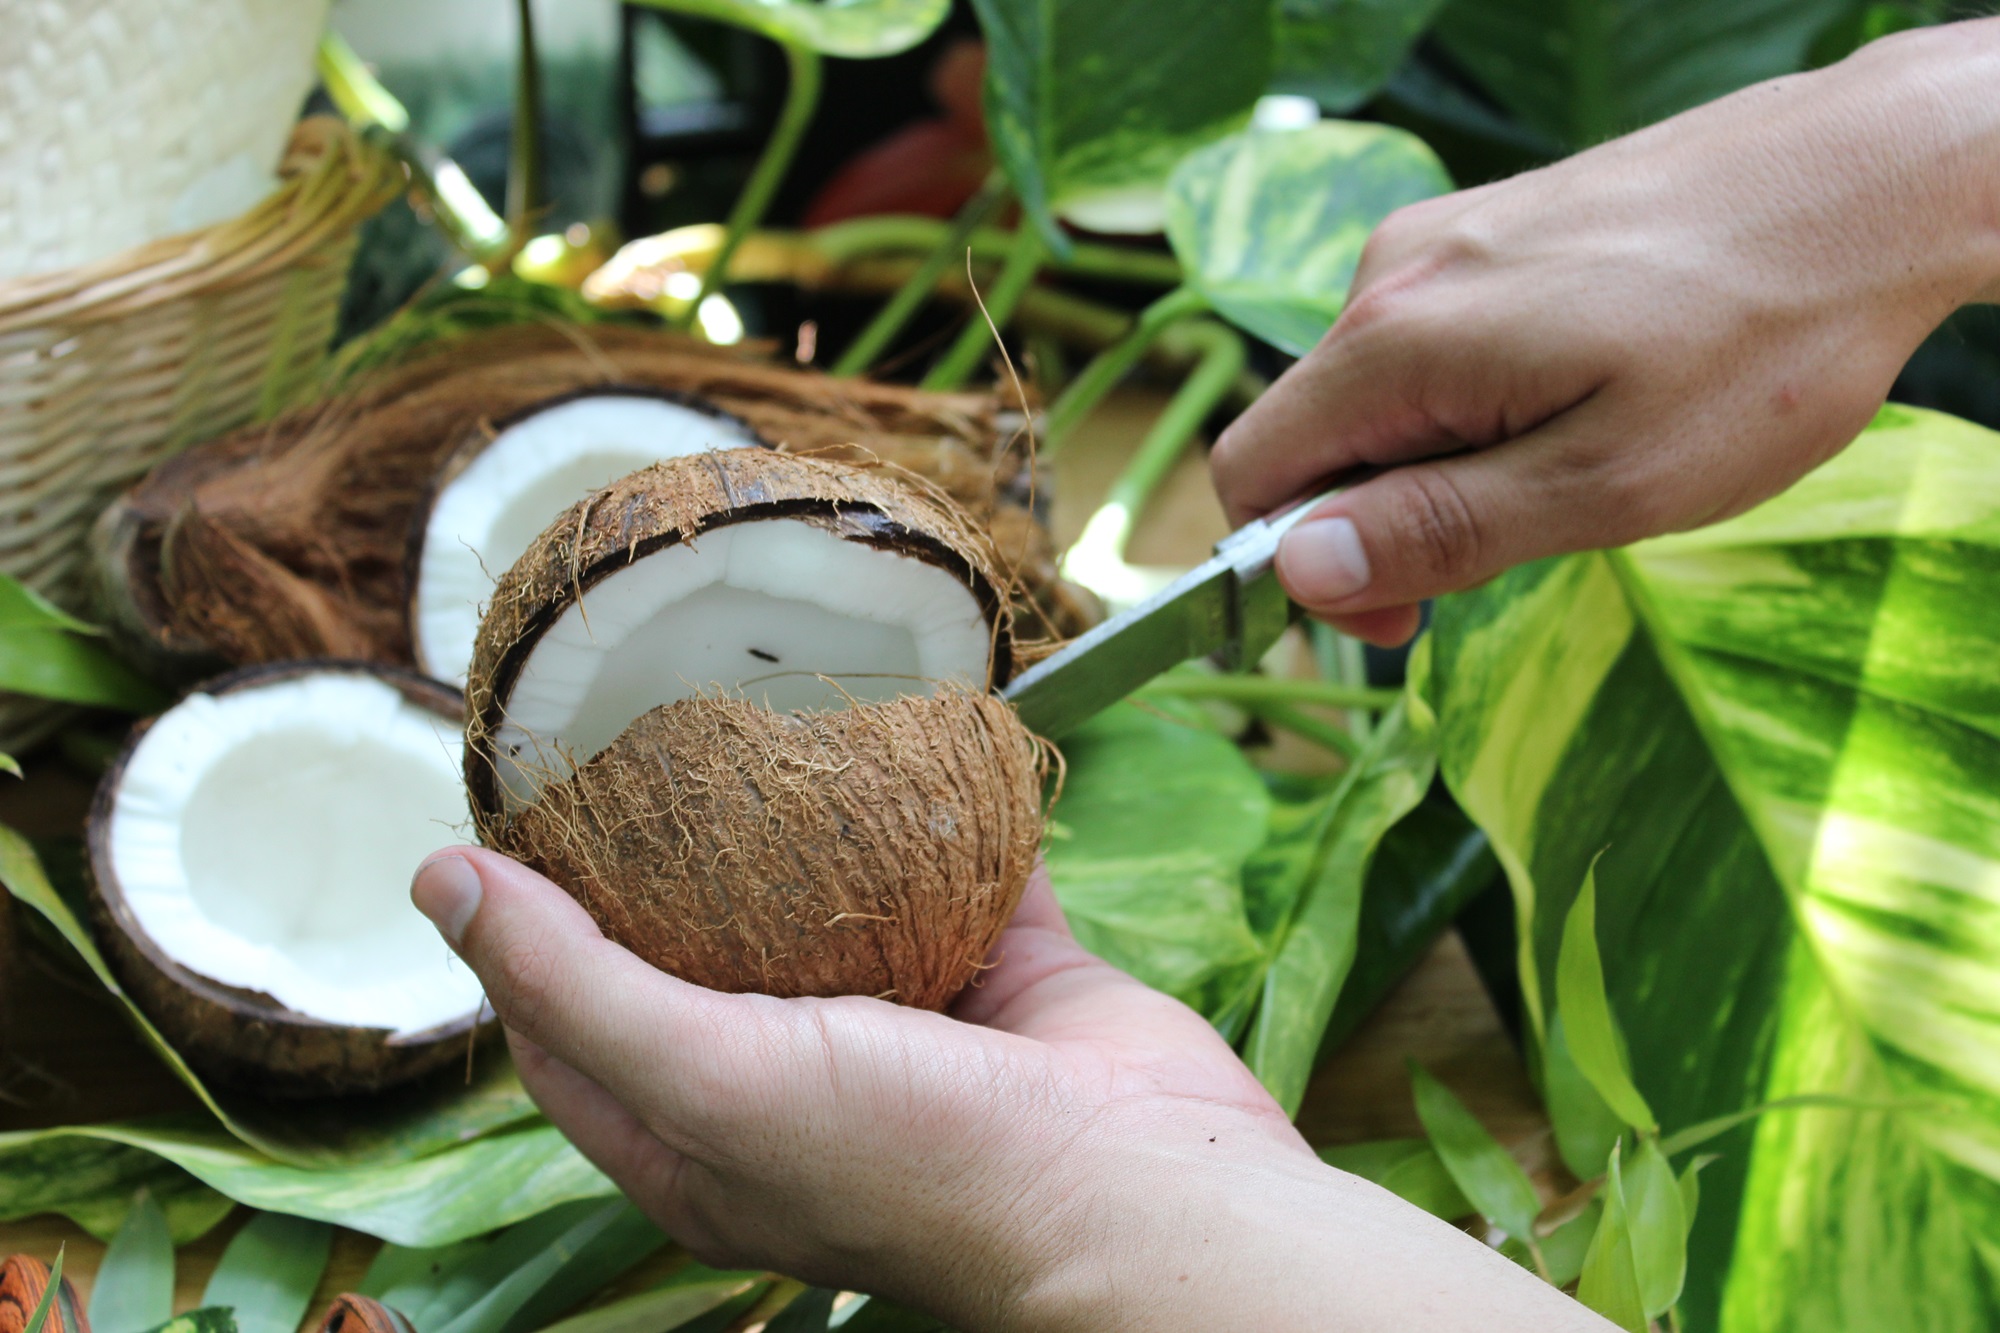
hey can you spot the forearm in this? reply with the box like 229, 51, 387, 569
990, 1139, 1606, 1333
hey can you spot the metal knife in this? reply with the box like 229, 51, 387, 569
1002, 494, 1334, 739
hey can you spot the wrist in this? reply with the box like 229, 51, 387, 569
1829, 21, 2000, 310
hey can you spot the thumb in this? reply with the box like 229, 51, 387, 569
1274, 399, 1648, 639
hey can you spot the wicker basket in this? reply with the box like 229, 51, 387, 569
0, 116, 402, 749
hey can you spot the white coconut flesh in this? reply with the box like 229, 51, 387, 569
108, 673, 485, 1034
493, 517, 992, 809
416, 394, 762, 686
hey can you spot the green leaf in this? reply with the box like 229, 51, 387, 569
1423, 404, 2000, 1329
1543, 1010, 1626, 1181
199, 1213, 334, 1333
0, 1121, 613, 1250
0, 826, 543, 1169
627, 0, 948, 57
0, 575, 99, 635
1625, 1137, 1689, 1320
1164, 122, 1450, 356
0, 1125, 234, 1242
20, 1249, 63, 1333
1318, 1139, 1473, 1220
765, 1289, 835, 1333
497, 1207, 668, 1333
1044, 704, 1270, 1017
1679, 1153, 1718, 1236
1433, 0, 1849, 148
1240, 701, 1433, 1112
1577, 1145, 1647, 1332
529, 1266, 765, 1333
139, 1311, 238, 1333
430, 1202, 629, 1333
0, 626, 168, 711
970, 0, 1272, 247
1272, 0, 1452, 113
91, 1189, 174, 1333
1407, 1062, 1540, 1243
0, 752, 20, 778
1539, 1196, 1603, 1289
1554, 860, 1656, 1133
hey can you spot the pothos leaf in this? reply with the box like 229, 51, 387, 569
1543, 1010, 1625, 1182
970, 0, 1272, 247
90, 1189, 174, 1333
1624, 1137, 1689, 1320
1240, 701, 1433, 1113
1554, 860, 1656, 1133
1164, 121, 1450, 356
1318, 1139, 1472, 1220
1423, 404, 2000, 1328
138, 1311, 237, 1333
1576, 1145, 1646, 1332
199, 1213, 334, 1333
628, 0, 949, 58
1272, 0, 1453, 113
1044, 704, 1269, 1017
1407, 1062, 1540, 1243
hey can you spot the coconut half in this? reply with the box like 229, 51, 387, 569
88, 663, 487, 1096
465, 449, 1044, 1009
411, 388, 766, 687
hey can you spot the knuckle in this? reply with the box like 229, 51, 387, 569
486, 933, 561, 1034
1388, 469, 1485, 584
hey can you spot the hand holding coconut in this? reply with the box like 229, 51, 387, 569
1215, 20, 2000, 647
412, 851, 1603, 1331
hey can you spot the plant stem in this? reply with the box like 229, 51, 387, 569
1044, 286, 1211, 457
506, 0, 544, 248
810, 217, 1183, 285
1138, 675, 1401, 711
831, 174, 1010, 377
681, 39, 824, 331
315, 35, 508, 260
920, 223, 1047, 391
1246, 701, 1362, 759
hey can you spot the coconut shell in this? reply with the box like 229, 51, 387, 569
86, 661, 492, 1098
482, 689, 1044, 1009
0, 1256, 86, 1333
315, 1295, 415, 1333
464, 447, 1019, 816
93, 323, 1090, 673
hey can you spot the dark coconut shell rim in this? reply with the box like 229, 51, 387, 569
87, 659, 487, 1052
401, 384, 773, 675
465, 499, 1015, 822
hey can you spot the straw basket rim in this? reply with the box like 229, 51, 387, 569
0, 117, 404, 334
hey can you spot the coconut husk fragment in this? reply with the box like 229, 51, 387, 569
96, 323, 1094, 678
316, 1295, 415, 1333
0, 1256, 85, 1333
484, 689, 1044, 1010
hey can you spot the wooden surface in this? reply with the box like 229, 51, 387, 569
0, 382, 1550, 1309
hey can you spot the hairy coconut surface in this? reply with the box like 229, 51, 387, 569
88, 662, 488, 1098
96, 324, 1093, 677
465, 447, 1018, 812
485, 689, 1044, 1009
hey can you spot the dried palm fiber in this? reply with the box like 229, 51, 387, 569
464, 451, 1045, 1008
0, 0, 331, 281
0, 117, 401, 749
97, 322, 1097, 681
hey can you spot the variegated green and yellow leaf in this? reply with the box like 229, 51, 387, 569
1421, 404, 2000, 1331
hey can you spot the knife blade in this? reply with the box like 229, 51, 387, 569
1002, 493, 1334, 739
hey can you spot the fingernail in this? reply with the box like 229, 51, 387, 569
412, 854, 483, 948
1279, 516, 1372, 603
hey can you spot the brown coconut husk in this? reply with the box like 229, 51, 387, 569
315, 1295, 416, 1333
86, 661, 493, 1098
464, 447, 1019, 813
0, 1256, 86, 1333
485, 689, 1044, 1009
95, 323, 1094, 680
465, 450, 1043, 1007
